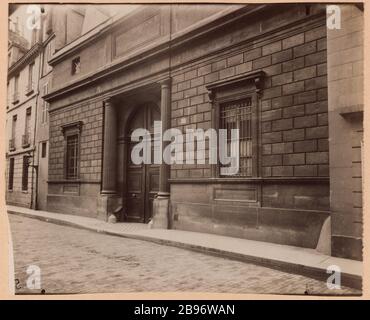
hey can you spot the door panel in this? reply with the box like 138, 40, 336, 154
145, 166, 159, 222
126, 103, 160, 223
126, 165, 145, 222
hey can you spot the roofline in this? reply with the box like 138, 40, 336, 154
8, 42, 42, 79
44, 4, 273, 103
49, 5, 142, 66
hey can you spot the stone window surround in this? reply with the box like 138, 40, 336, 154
206, 70, 264, 179
61, 121, 83, 180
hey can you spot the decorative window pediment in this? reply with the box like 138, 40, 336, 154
61, 121, 83, 136
206, 70, 265, 102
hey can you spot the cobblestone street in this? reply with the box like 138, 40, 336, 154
9, 215, 359, 295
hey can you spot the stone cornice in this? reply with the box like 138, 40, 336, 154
48, 5, 244, 66
48, 6, 143, 66
61, 120, 83, 135
44, 4, 326, 104
8, 42, 42, 79
44, 5, 266, 103
206, 70, 265, 102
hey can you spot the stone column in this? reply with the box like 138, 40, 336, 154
102, 98, 117, 194
98, 98, 121, 222
152, 78, 171, 229
158, 78, 171, 198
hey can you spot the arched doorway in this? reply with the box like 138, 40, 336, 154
125, 103, 160, 223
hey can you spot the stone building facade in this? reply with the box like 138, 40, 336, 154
6, 6, 42, 208
327, 4, 364, 260
43, 4, 363, 260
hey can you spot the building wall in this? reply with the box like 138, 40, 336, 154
46, 4, 332, 249
327, 4, 364, 260
6, 52, 41, 208
47, 99, 103, 216
170, 19, 329, 180
167, 5, 330, 248
50, 4, 235, 92
35, 35, 55, 210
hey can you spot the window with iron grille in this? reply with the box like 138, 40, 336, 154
66, 134, 79, 179
220, 98, 253, 177
22, 156, 29, 191
8, 158, 14, 190
207, 70, 264, 179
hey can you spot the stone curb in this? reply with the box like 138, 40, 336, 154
8, 209, 362, 292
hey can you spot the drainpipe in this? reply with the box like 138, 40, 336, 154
30, 31, 44, 210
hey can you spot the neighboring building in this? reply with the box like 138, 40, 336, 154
327, 4, 364, 260
6, 4, 105, 210
6, 5, 43, 208
38, 3, 363, 261
34, 5, 56, 210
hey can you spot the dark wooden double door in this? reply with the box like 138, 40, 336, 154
126, 104, 160, 223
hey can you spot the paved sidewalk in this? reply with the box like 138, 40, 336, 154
7, 205, 362, 290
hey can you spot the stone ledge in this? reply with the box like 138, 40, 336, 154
169, 177, 330, 184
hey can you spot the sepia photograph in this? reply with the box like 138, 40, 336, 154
2, 1, 366, 300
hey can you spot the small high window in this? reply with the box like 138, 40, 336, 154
71, 57, 81, 75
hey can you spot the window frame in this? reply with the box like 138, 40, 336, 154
11, 115, 17, 140
206, 71, 264, 179
213, 91, 258, 178
61, 121, 83, 180
41, 82, 49, 123
27, 62, 35, 94
41, 142, 47, 158
218, 96, 257, 178
13, 73, 20, 103
25, 107, 32, 135
71, 57, 81, 75
14, 73, 19, 93
22, 155, 29, 191
8, 158, 14, 191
